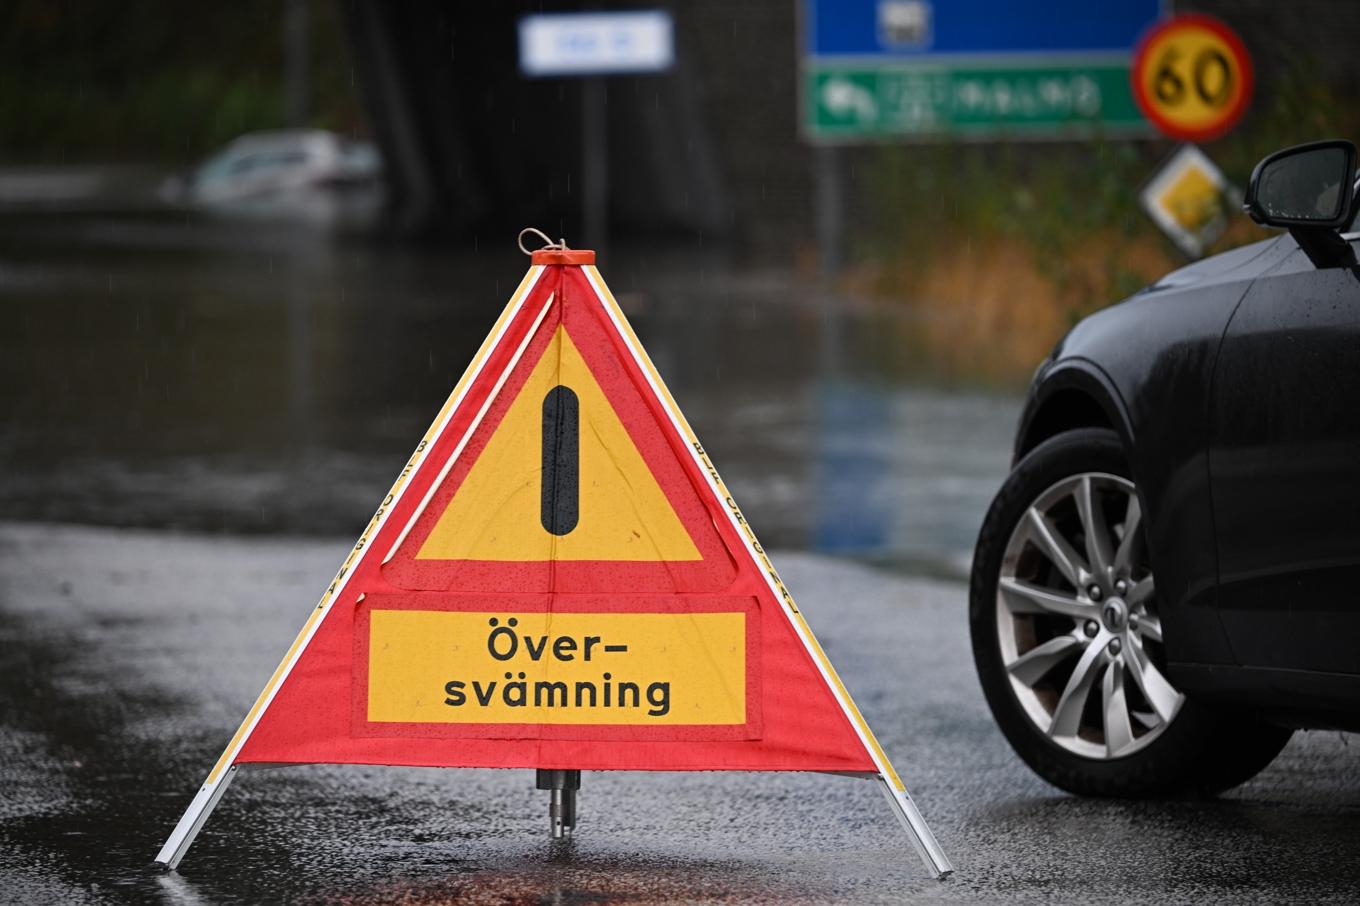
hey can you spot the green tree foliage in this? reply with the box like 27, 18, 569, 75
0, 0, 363, 162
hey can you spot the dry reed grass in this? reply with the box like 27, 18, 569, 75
856, 216, 1274, 386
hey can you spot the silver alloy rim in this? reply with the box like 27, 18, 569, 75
996, 472, 1184, 759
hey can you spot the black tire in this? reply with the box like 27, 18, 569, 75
971, 427, 1292, 797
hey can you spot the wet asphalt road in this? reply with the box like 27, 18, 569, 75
2, 522, 1358, 904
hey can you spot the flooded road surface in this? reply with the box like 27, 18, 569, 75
3, 523, 1359, 905
1, 212, 1017, 578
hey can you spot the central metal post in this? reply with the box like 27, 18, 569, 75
536, 769, 580, 838
814, 144, 844, 281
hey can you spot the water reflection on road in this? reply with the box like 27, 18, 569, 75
1, 213, 1019, 576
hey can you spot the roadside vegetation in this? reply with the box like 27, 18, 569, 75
855, 68, 1359, 386
0, 1, 363, 163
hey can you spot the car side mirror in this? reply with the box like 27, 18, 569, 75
1244, 140, 1358, 269
1245, 140, 1356, 228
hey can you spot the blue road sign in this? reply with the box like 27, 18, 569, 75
805, 0, 1163, 59
801, 0, 1165, 140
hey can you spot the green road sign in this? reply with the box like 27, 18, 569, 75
806, 61, 1152, 141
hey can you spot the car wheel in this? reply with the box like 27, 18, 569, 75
971, 427, 1292, 797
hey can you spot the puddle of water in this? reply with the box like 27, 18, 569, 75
0, 212, 1019, 576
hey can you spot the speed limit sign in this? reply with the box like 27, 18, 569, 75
1132, 14, 1253, 142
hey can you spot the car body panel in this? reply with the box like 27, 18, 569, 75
1175, 664, 1360, 732
1209, 240, 1360, 676
995, 153, 1360, 739
1017, 236, 1297, 670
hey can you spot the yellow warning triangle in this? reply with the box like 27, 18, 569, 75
416, 325, 701, 562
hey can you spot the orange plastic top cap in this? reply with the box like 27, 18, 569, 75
531, 248, 596, 266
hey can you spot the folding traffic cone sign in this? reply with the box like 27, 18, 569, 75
155, 242, 951, 878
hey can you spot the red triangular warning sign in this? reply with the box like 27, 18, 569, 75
155, 247, 950, 877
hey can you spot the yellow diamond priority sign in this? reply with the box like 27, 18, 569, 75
1140, 145, 1235, 259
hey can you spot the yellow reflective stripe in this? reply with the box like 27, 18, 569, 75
206, 266, 544, 784
423, 266, 545, 444
586, 265, 906, 792
206, 608, 326, 781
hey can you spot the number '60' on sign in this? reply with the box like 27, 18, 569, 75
1132, 13, 1253, 142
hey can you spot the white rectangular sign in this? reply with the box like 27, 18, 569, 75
518, 11, 674, 77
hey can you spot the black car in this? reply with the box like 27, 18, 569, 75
971, 140, 1360, 796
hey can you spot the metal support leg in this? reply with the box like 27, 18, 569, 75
876, 774, 953, 880
154, 765, 242, 871
536, 769, 580, 839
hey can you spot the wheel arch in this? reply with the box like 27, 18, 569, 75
1014, 359, 1136, 465
1013, 352, 1241, 673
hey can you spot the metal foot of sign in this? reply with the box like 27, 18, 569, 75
155, 765, 240, 871
536, 768, 581, 839
154, 241, 952, 879
878, 775, 953, 878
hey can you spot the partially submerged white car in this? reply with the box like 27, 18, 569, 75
162, 130, 382, 222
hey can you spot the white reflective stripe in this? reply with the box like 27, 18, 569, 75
383, 292, 556, 563
155, 265, 546, 867
213, 265, 545, 777
581, 265, 952, 879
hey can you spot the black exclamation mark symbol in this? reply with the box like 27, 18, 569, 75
541, 385, 579, 535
